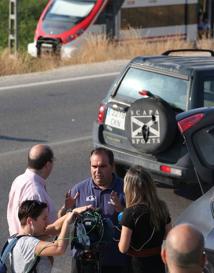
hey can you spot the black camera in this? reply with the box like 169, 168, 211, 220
72, 209, 113, 252
71, 209, 115, 273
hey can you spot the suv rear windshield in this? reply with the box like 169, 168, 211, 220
116, 67, 188, 111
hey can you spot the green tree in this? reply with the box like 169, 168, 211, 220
18, 0, 47, 50
0, 0, 9, 49
0, 0, 47, 51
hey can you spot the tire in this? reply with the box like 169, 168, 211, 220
125, 97, 177, 154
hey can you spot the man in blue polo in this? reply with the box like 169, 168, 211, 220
66, 147, 129, 273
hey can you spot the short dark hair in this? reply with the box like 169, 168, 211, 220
90, 147, 114, 165
18, 200, 48, 226
28, 145, 54, 170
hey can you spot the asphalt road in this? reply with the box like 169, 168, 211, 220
0, 60, 197, 272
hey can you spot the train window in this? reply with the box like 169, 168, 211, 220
46, 0, 96, 19
121, 4, 197, 29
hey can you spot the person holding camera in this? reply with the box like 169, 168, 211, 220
63, 147, 130, 273
10, 200, 91, 273
118, 165, 171, 273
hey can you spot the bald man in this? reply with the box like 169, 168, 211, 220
7, 144, 57, 235
161, 223, 206, 273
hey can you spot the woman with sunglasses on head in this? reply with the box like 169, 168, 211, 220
10, 200, 91, 273
118, 166, 171, 273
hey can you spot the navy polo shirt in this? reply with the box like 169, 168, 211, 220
70, 174, 129, 266
71, 174, 124, 222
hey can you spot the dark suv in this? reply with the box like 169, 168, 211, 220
175, 106, 214, 273
92, 49, 214, 186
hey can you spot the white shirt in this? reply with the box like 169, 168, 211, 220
7, 168, 57, 235
11, 236, 52, 273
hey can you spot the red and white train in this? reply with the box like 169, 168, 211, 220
28, 0, 109, 58
28, 0, 199, 58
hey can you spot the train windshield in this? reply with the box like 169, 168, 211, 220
42, 0, 97, 34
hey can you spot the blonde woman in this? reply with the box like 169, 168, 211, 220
118, 166, 171, 273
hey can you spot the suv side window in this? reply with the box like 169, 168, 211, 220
204, 80, 214, 107
116, 67, 188, 111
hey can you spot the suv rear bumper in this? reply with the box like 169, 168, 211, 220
92, 122, 196, 186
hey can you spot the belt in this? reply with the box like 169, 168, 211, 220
127, 246, 161, 257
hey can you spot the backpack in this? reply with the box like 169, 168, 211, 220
0, 235, 40, 273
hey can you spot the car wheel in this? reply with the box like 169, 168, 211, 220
125, 97, 177, 154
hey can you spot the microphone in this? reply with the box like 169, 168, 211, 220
117, 212, 123, 223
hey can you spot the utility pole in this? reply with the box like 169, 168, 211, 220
9, 0, 18, 55
209, 0, 214, 37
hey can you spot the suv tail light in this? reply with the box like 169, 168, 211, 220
178, 113, 205, 133
97, 104, 106, 124
160, 165, 182, 176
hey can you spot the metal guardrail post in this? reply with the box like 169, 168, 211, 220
8, 0, 18, 55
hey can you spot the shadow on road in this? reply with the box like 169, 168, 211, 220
0, 135, 47, 143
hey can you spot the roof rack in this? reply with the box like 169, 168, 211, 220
162, 49, 214, 56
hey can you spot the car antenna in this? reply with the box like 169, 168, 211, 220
194, 167, 205, 195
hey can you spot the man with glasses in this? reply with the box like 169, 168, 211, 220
7, 144, 57, 236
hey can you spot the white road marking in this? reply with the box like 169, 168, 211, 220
0, 72, 119, 91
0, 135, 91, 157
